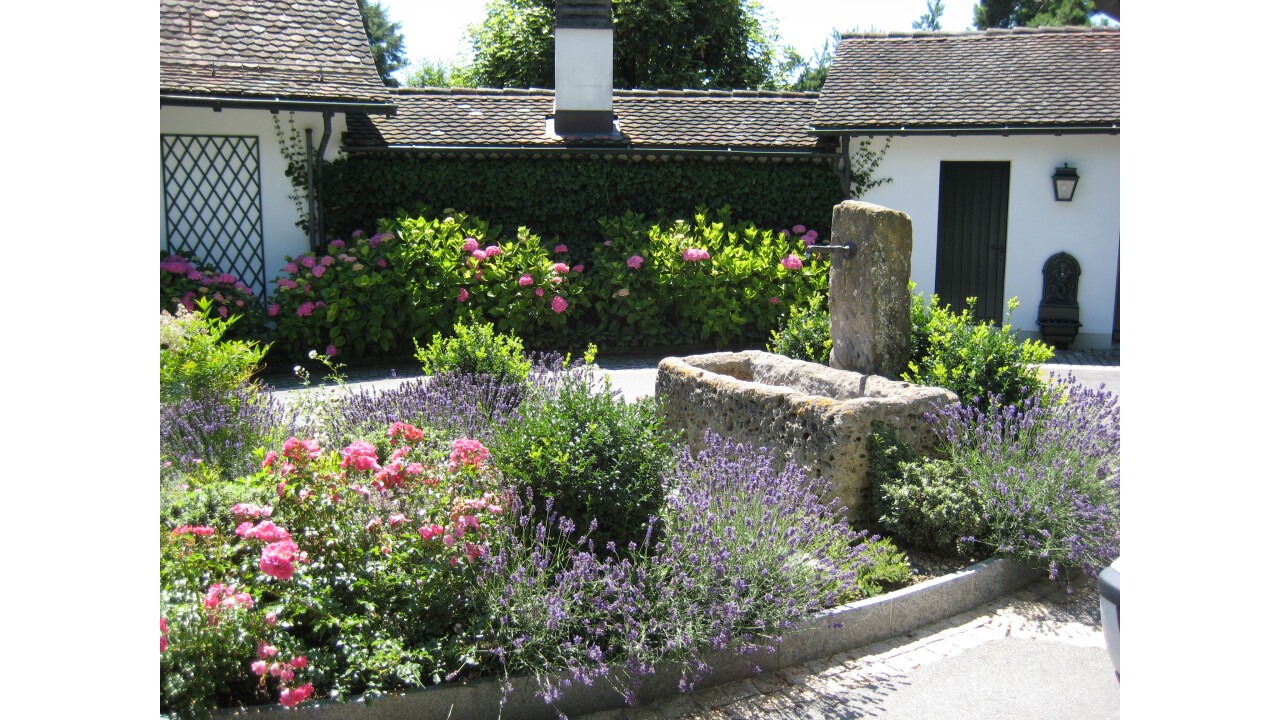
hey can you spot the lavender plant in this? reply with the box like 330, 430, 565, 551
482, 433, 877, 713
160, 383, 300, 479
935, 374, 1120, 583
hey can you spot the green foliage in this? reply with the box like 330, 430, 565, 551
322, 154, 842, 256
587, 207, 829, 348
973, 0, 1099, 29
851, 537, 914, 598
913, 0, 946, 30
160, 252, 265, 341
767, 292, 831, 363
357, 0, 407, 85
848, 137, 893, 199
160, 299, 268, 405
875, 457, 986, 555
489, 374, 676, 548
467, 0, 784, 90
404, 58, 474, 88
414, 322, 533, 385
904, 287, 1054, 409
778, 28, 840, 91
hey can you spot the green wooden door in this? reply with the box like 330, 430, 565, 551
934, 161, 1010, 322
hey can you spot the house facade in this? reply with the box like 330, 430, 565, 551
812, 28, 1120, 349
159, 0, 394, 296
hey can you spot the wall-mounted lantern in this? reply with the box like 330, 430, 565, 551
1053, 163, 1079, 202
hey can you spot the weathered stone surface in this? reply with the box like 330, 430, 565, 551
656, 351, 958, 524
828, 201, 913, 378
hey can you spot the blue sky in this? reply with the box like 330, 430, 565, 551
377, 0, 988, 83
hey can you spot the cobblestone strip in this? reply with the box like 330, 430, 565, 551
576, 579, 1103, 720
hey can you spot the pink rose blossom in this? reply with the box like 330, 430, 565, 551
280, 667, 296, 682
252, 660, 267, 676
419, 524, 445, 541
171, 525, 216, 537
518, 273, 534, 286
462, 238, 480, 253
265, 611, 279, 626
554, 244, 568, 253
448, 437, 489, 472
262, 451, 279, 468
388, 513, 407, 527
260, 541, 300, 581
231, 503, 272, 519
291, 655, 308, 669
457, 287, 469, 303
282, 437, 321, 462
781, 254, 803, 271
388, 422, 425, 444
258, 643, 278, 659
236, 520, 292, 543
340, 440, 381, 472
279, 683, 313, 708
551, 296, 569, 313
442, 534, 457, 547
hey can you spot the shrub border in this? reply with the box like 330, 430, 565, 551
210, 557, 1036, 719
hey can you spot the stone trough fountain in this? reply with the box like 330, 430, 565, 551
656, 201, 958, 523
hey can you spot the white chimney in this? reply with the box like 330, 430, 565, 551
554, 0, 614, 135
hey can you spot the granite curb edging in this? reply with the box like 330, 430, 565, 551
211, 557, 1038, 720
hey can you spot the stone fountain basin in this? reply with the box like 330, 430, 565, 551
656, 351, 958, 523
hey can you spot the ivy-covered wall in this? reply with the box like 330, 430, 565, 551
321, 153, 843, 252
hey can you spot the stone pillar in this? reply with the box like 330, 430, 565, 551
828, 200, 912, 377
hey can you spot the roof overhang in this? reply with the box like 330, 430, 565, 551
161, 93, 397, 116
809, 124, 1119, 137
341, 143, 836, 159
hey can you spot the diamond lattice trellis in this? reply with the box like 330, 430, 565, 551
162, 135, 265, 296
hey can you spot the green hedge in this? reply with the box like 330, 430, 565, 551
321, 153, 843, 255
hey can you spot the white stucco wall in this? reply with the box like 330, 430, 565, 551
160, 106, 350, 293
855, 134, 1120, 349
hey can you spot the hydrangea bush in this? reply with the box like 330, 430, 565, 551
160, 252, 263, 339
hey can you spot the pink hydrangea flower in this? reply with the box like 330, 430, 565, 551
518, 273, 534, 286
768, 297, 781, 304
267, 304, 279, 317
471, 249, 487, 261
792, 224, 807, 234
551, 296, 569, 313
278, 278, 297, 290
377, 258, 388, 268
321, 256, 335, 267
371, 232, 392, 247
781, 254, 803, 271
551, 262, 569, 274
260, 540, 300, 581
535, 288, 545, 297
330, 239, 346, 248
484, 245, 502, 258
682, 248, 710, 262
554, 243, 569, 253
572, 264, 584, 273
300, 256, 316, 268
604, 240, 613, 247
296, 302, 315, 317
218, 306, 229, 319
311, 265, 326, 278
325, 344, 338, 356
457, 287, 469, 303
803, 229, 819, 245
284, 262, 298, 274
462, 238, 480, 253
626, 253, 643, 269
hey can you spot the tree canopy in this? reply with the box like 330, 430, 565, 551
973, 0, 1099, 29
357, 0, 408, 86
913, 0, 945, 31
466, 0, 783, 90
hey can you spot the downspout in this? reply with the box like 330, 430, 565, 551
304, 128, 317, 249
312, 111, 334, 248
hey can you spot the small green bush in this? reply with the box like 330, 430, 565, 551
850, 537, 914, 598
488, 375, 676, 549
414, 322, 533, 385
904, 287, 1054, 409
767, 293, 831, 363
160, 299, 268, 404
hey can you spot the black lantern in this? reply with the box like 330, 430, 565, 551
1053, 163, 1079, 201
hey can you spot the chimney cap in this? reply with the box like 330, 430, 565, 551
556, 0, 611, 29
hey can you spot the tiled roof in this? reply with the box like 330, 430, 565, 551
160, 0, 391, 105
811, 28, 1119, 133
344, 88, 832, 153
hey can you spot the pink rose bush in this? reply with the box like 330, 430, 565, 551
161, 424, 511, 716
